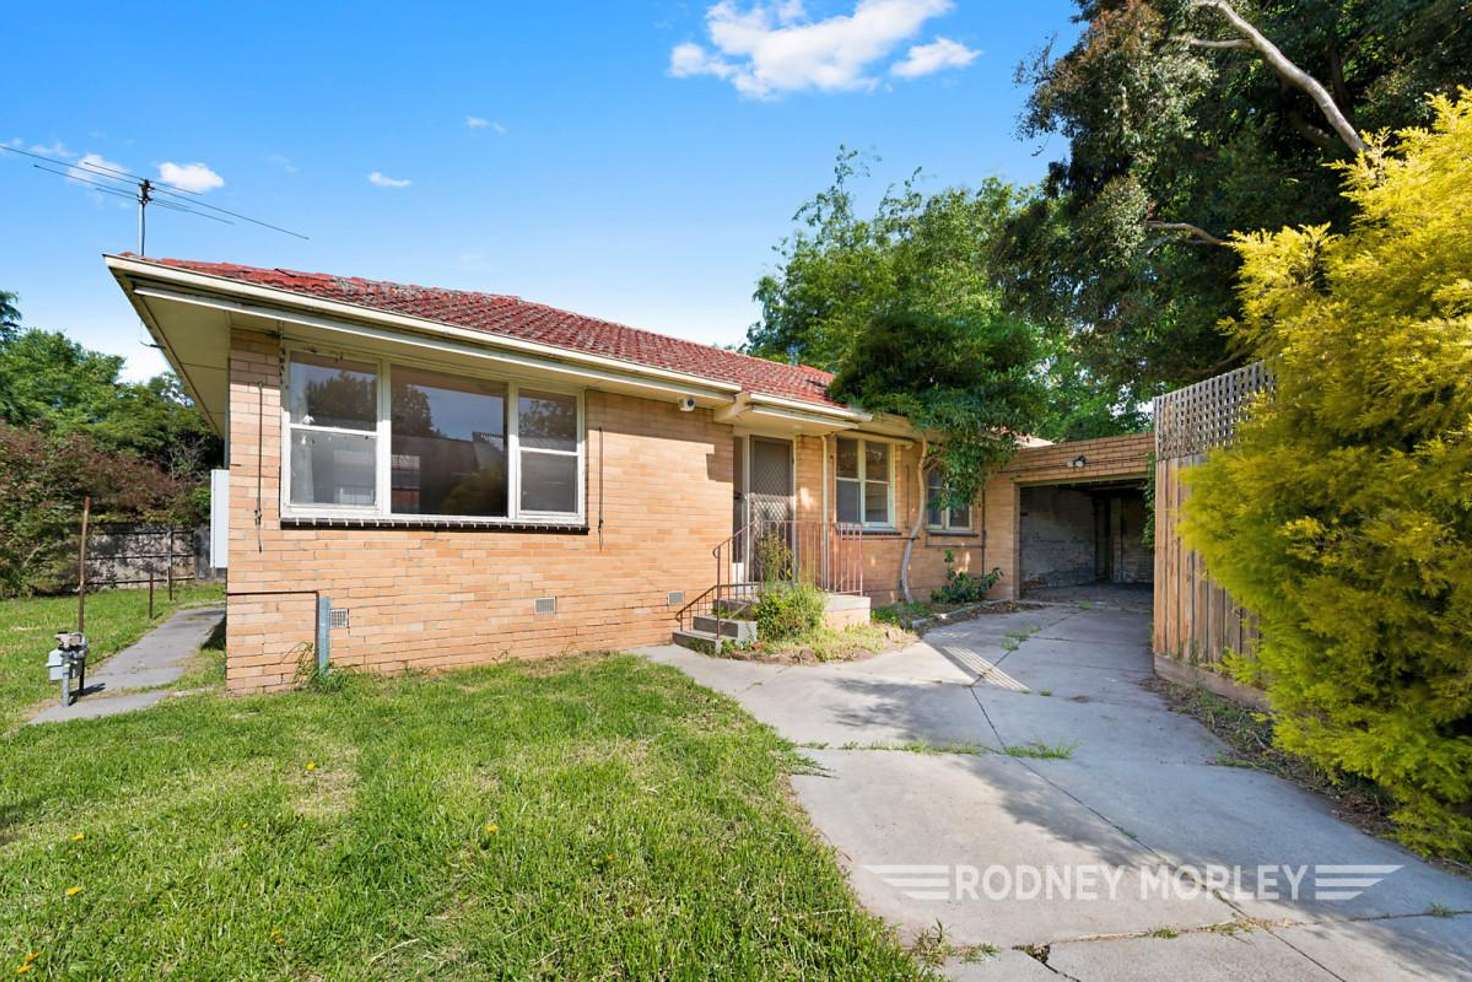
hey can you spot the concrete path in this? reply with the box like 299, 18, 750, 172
637, 605, 1472, 981
28, 605, 224, 725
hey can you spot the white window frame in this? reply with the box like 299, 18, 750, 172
835, 436, 896, 530
925, 466, 974, 533
280, 345, 585, 526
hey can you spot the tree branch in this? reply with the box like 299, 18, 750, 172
1146, 220, 1227, 246
1189, 0, 1367, 155
1186, 37, 1253, 50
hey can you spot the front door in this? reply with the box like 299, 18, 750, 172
747, 436, 794, 582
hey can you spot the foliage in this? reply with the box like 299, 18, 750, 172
0, 654, 923, 977
753, 582, 827, 643
754, 528, 796, 584
0, 422, 197, 597
0, 290, 19, 341
0, 583, 222, 729
1009, 0, 1472, 403
830, 308, 1045, 508
930, 550, 1003, 605
1181, 93, 1472, 858
0, 325, 220, 477
748, 151, 1142, 440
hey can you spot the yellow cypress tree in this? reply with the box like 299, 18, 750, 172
1182, 91, 1472, 858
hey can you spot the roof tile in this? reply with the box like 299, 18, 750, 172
140, 257, 843, 409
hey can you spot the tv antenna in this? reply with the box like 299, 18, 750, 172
1, 144, 309, 254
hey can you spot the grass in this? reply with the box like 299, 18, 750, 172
727, 622, 912, 665
1003, 741, 1079, 760
0, 584, 224, 729
164, 616, 227, 692
0, 653, 927, 979
800, 739, 988, 757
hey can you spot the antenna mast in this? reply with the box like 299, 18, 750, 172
0, 144, 308, 254
137, 178, 152, 255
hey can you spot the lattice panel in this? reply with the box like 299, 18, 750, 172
1153, 361, 1275, 459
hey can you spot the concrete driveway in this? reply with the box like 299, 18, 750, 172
638, 603, 1472, 980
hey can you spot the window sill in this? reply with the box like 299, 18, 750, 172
281, 515, 588, 534
926, 529, 980, 538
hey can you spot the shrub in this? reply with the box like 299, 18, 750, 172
754, 582, 826, 643
0, 422, 195, 596
1181, 93, 1472, 858
930, 549, 1002, 605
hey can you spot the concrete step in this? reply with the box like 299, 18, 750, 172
713, 597, 756, 617
692, 614, 758, 642
672, 629, 724, 655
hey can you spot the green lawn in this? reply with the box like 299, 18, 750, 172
0, 584, 224, 730
2, 654, 925, 979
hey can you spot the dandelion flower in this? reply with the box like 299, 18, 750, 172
305, 761, 317, 772
483, 822, 498, 835
64, 886, 82, 897
17, 964, 33, 975
70, 833, 84, 842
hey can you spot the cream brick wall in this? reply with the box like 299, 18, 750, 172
225, 330, 1109, 690
225, 330, 732, 692
797, 436, 987, 606
980, 433, 1153, 600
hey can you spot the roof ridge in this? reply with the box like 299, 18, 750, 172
141, 255, 834, 385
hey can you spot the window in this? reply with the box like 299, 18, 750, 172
517, 390, 579, 514
286, 354, 379, 508
391, 367, 507, 517
283, 350, 583, 524
926, 467, 973, 532
836, 437, 893, 528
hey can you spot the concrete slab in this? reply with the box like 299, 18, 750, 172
978, 685, 1225, 765
793, 749, 1236, 948
1035, 760, 1472, 921
28, 688, 173, 724
1044, 928, 1338, 981
640, 604, 1472, 980
1273, 913, 1472, 981
943, 949, 1056, 980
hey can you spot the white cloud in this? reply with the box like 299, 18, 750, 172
668, 0, 956, 98
267, 153, 299, 174
159, 161, 225, 192
891, 36, 977, 78
368, 170, 412, 188
467, 115, 508, 135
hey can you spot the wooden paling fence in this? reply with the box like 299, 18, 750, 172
1152, 362, 1272, 671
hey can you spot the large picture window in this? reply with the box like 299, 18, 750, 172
835, 436, 893, 528
926, 467, 973, 532
283, 350, 583, 524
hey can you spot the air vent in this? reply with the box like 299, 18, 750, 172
535, 597, 557, 615
328, 607, 350, 629
667, 591, 684, 607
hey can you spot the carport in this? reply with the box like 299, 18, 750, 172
980, 433, 1154, 604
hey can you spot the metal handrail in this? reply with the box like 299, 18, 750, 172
676, 518, 865, 640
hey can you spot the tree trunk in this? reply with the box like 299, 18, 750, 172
899, 436, 928, 604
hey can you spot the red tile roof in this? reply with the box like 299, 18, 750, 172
136, 257, 844, 409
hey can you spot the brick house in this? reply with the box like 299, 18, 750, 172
106, 255, 1150, 692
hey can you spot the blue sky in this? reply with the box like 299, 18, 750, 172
4, 1, 1080, 380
